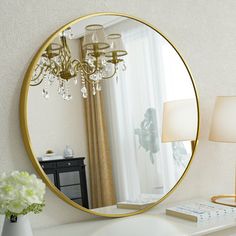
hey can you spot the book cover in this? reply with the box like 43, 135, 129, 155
166, 199, 236, 222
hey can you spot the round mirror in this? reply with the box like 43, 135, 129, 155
20, 13, 199, 217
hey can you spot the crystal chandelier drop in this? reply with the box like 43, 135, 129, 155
30, 25, 127, 100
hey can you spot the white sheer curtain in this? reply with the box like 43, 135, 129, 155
102, 20, 194, 202
103, 22, 165, 202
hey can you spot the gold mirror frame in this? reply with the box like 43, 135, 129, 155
19, 12, 200, 218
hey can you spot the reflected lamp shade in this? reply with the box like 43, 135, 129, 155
209, 96, 236, 143
83, 24, 109, 51
162, 99, 198, 142
106, 34, 127, 57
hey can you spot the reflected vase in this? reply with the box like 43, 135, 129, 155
64, 145, 74, 158
1, 215, 33, 236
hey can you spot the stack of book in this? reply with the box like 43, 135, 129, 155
117, 201, 156, 210
166, 199, 236, 222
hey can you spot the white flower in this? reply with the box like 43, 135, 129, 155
8, 200, 28, 214
0, 171, 46, 216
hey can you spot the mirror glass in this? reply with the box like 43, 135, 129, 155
26, 14, 198, 216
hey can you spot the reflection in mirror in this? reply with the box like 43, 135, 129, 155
27, 15, 198, 216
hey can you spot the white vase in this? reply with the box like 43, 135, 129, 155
1, 215, 33, 236
64, 145, 74, 158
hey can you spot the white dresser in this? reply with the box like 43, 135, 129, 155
33, 204, 236, 236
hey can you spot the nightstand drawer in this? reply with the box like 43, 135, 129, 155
57, 160, 80, 168
40, 162, 57, 169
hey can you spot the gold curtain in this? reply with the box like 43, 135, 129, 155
79, 39, 116, 209
84, 85, 117, 208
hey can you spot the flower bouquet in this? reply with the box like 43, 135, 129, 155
0, 171, 46, 236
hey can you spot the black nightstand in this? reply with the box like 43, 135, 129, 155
39, 157, 89, 208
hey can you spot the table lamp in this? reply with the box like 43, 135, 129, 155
162, 99, 198, 148
209, 96, 236, 207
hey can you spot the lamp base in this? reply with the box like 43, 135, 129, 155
211, 195, 236, 207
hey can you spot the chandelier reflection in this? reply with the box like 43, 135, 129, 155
30, 24, 127, 100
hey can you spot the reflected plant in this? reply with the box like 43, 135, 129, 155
135, 108, 160, 164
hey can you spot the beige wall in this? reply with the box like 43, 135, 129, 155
1, 0, 236, 232
28, 38, 88, 158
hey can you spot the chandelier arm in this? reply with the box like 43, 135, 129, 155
52, 65, 60, 76
47, 60, 60, 76
83, 75, 97, 84
31, 65, 44, 82
31, 63, 52, 85
101, 64, 117, 80
60, 54, 67, 71
65, 55, 72, 71
30, 76, 44, 86
73, 59, 98, 76
51, 60, 61, 76
30, 62, 60, 87
72, 60, 100, 84
30, 65, 49, 86
48, 61, 56, 76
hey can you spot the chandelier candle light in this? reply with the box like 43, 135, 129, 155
30, 24, 127, 100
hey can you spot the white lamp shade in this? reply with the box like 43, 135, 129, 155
162, 99, 198, 142
105, 34, 127, 57
209, 96, 236, 143
83, 24, 109, 51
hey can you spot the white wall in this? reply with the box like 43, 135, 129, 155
1, 0, 236, 231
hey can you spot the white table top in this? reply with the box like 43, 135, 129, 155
33, 203, 236, 236
91, 204, 137, 214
